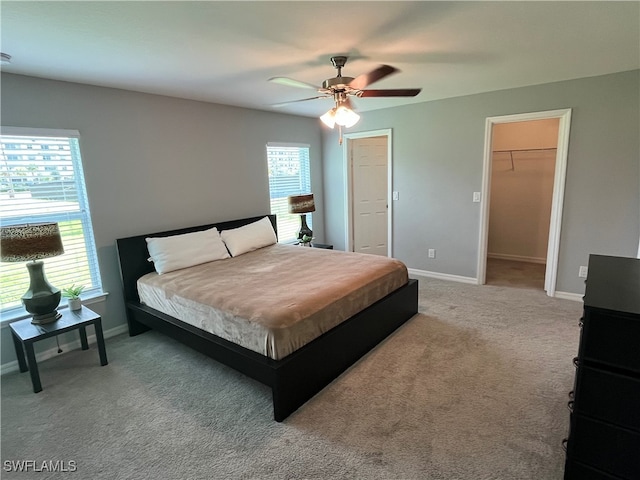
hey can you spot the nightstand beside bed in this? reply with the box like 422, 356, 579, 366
9, 306, 108, 393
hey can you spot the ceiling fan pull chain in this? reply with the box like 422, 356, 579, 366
339, 125, 343, 146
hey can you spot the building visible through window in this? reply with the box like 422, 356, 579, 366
0, 127, 102, 319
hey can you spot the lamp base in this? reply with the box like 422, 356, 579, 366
297, 214, 313, 241
31, 310, 62, 325
22, 260, 62, 324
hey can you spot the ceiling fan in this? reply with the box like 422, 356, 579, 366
269, 56, 421, 131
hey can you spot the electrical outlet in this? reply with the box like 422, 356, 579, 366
428, 249, 436, 259
578, 266, 588, 278
392, 191, 399, 201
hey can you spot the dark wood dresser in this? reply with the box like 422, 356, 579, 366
564, 254, 640, 480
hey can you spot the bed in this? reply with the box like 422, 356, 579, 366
116, 215, 418, 421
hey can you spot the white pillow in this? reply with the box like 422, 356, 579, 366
220, 217, 277, 257
146, 227, 230, 274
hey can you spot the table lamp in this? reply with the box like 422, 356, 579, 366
1, 223, 65, 324
288, 194, 315, 243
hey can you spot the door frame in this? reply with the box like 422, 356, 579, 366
342, 129, 393, 255
477, 108, 572, 296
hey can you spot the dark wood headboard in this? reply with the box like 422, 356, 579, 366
115, 215, 277, 304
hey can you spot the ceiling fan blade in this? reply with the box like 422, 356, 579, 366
349, 65, 398, 90
358, 88, 422, 98
270, 96, 328, 107
268, 76, 320, 90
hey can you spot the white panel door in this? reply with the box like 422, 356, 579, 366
351, 136, 388, 255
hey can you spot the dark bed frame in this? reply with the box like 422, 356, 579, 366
116, 215, 418, 421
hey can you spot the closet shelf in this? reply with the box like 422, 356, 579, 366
492, 147, 557, 171
493, 147, 557, 153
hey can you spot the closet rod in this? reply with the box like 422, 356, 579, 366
492, 147, 557, 171
492, 147, 557, 153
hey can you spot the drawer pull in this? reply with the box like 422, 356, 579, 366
561, 438, 568, 452
572, 356, 580, 368
578, 317, 584, 328
568, 390, 574, 400
567, 400, 574, 412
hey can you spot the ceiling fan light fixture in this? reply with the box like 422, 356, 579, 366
334, 105, 360, 128
320, 104, 360, 129
320, 108, 337, 129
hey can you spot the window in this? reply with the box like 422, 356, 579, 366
1, 127, 102, 318
266, 143, 312, 243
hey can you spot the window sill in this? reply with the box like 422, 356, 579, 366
0, 291, 109, 328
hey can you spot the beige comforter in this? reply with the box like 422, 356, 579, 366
137, 243, 408, 360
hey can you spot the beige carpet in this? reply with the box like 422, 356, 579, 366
1, 276, 582, 479
486, 257, 546, 290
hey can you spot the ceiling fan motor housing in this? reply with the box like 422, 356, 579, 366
324, 55, 355, 91
322, 76, 355, 91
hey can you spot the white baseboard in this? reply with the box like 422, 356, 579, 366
408, 268, 478, 284
409, 267, 584, 303
487, 253, 547, 264
1, 323, 129, 375
552, 291, 584, 302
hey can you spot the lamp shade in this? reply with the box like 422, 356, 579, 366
334, 106, 360, 128
0, 223, 64, 262
288, 194, 316, 214
320, 108, 337, 129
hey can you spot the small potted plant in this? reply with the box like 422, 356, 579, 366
62, 284, 85, 311
300, 234, 314, 246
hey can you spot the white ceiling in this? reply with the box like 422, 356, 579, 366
1, 1, 639, 118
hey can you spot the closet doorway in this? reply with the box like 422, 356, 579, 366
477, 109, 572, 296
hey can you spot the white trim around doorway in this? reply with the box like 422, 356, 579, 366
342, 129, 393, 255
477, 109, 572, 297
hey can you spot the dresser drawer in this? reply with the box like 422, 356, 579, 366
574, 365, 640, 432
567, 414, 640, 479
565, 458, 624, 480
582, 309, 640, 373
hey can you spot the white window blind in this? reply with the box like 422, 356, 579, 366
0, 127, 102, 317
266, 143, 312, 243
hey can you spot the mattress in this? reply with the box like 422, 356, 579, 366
137, 243, 408, 360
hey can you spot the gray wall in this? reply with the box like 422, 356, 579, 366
0, 73, 323, 366
323, 70, 640, 294
2, 70, 638, 367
